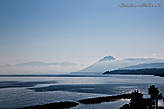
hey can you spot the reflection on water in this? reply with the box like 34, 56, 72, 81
72, 100, 129, 109
0, 75, 164, 109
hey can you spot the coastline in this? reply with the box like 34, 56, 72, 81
17, 94, 131, 109
154, 74, 164, 77
17, 85, 164, 109
0, 75, 164, 109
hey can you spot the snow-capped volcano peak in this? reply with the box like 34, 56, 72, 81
99, 56, 116, 62
72, 56, 164, 74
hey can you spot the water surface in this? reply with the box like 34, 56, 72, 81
0, 74, 164, 109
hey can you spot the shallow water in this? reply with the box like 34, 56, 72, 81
0, 74, 164, 109
72, 100, 129, 109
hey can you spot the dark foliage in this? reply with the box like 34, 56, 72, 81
119, 85, 164, 109
148, 85, 163, 109
17, 85, 164, 109
155, 74, 164, 77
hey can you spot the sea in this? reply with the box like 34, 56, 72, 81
0, 74, 164, 109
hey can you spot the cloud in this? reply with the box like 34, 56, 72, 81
14, 61, 78, 67
152, 53, 159, 57
0, 61, 84, 74
0, 64, 12, 67
0, 61, 80, 68
49, 62, 77, 66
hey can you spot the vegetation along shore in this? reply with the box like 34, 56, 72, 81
18, 85, 164, 109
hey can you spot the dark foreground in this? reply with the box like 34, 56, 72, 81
17, 94, 132, 109
120, 85, 164, 109
155, 74, 164, 77
17, 85, 164, 109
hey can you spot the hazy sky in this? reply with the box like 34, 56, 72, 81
0, 0, 164, 74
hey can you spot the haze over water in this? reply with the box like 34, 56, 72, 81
0, 74, 164, 109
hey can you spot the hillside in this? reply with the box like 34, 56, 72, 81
122, 63, 164, 70
103, 68, 164, 75
72, 56, 164, 75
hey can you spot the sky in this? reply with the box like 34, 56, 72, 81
0, 0, 164, 74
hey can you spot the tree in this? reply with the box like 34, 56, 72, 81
130, 90, 146, 109
148, 85, 163, 109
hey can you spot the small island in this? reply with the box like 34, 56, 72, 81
17, 85, 164, 109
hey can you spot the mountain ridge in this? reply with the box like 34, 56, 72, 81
103, 68, 164, 75
72, 56, 164, 75
121, 62, 164, 70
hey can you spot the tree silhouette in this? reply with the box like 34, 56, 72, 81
129, 90, 147, 109
119, 85, 164, 109
148, 85, 163, 109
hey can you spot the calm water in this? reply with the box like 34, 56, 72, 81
0, 74, 164, 109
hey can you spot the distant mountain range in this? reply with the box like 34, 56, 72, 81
72, 56, 164, 75
0, 61, 81, 75
15, 61, 77, 67
121, 63, 164, 70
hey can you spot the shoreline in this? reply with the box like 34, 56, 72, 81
78, 94, 131, 104
154, 74, 164, 77
17, 101, 79, 109
17, 93, 132, 109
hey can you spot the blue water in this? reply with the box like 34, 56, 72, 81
0, 74, 164, 109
